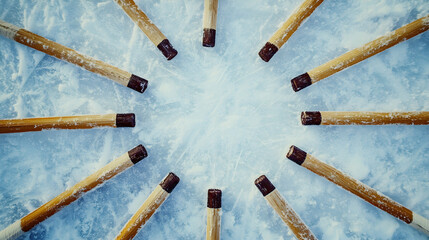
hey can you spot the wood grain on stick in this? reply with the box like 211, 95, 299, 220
0, 19, 148, 93
301, 111, 429, 125
206, 208, 221, 240
255, 175, 317, 240
303, 154, 412, 222
291, 15, 429, 91
0, 145, 147, 240
286, 145, 429, 235
114, 0, 177, 60
259, 0, 323, 62
202, 0, 218, 47
115, 172, 180, 240
115, 185, 169, 240
203, 0, 218, 30
115, 0, 165, 45
0, 113, 135, 134
206, 189, 221, 240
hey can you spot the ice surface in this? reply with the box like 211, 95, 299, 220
0, 0, 428, 239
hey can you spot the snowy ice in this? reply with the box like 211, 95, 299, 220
0, 0, 428, 239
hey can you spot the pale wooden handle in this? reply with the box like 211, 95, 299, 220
113, 0, 177, 59
0, 20, 148, 93
411, 212, 429, 236
202, 0, 218, 47
255, 176, 317, 240
302, 153, 413, 223
203, 0, 218, 30
115, 185, 169, 240
114, 0, 165, 45
206, 208, 221, 240
13, 29, 132, 86
206, 189, 221, 240
20, 152, 136, 232
0, 113, 137, 133
0, 220, 23, 240
321, 111, 429, 125
259, 0, 323, 61
291, 15, 429, 91
0, 114, 115, 133
115, 172, 179, 240
0, 20, 19, 39
308, 15, 429, 82
269, 0, 323, 48
287, 146, 429, 234
265, 190, 317, 240
301, 111, 429, 125
0, 144, 146, 239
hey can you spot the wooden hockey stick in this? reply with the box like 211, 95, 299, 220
206, 189, 221, 240
0, 145, 148, 240
259, 0, 324, 62
255, 175, 317, 240
0, 113, 135, 134
286, 145, 429, 236
114, 0, 178, 60
115, 172, 180, 240
0, 20, 148, 93
301, 111, 429, 125
291, 15, 429, 91
202, 0, 219, 47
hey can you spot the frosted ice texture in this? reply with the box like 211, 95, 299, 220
0, 0, 428, 239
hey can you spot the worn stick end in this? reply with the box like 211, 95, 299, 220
291, 72, 312, 92
286, 145, 307, 165
160, 172, 180, 193
127, 74, 148, 93
254, 175, 275, 197
128, 144, 148, 164
202, 28, 216, 47
207, 189, 222, 208
157, 39, 178, 60
258, 42, 278, 62
116, 113, 135, 127
301, 111, 321, 125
